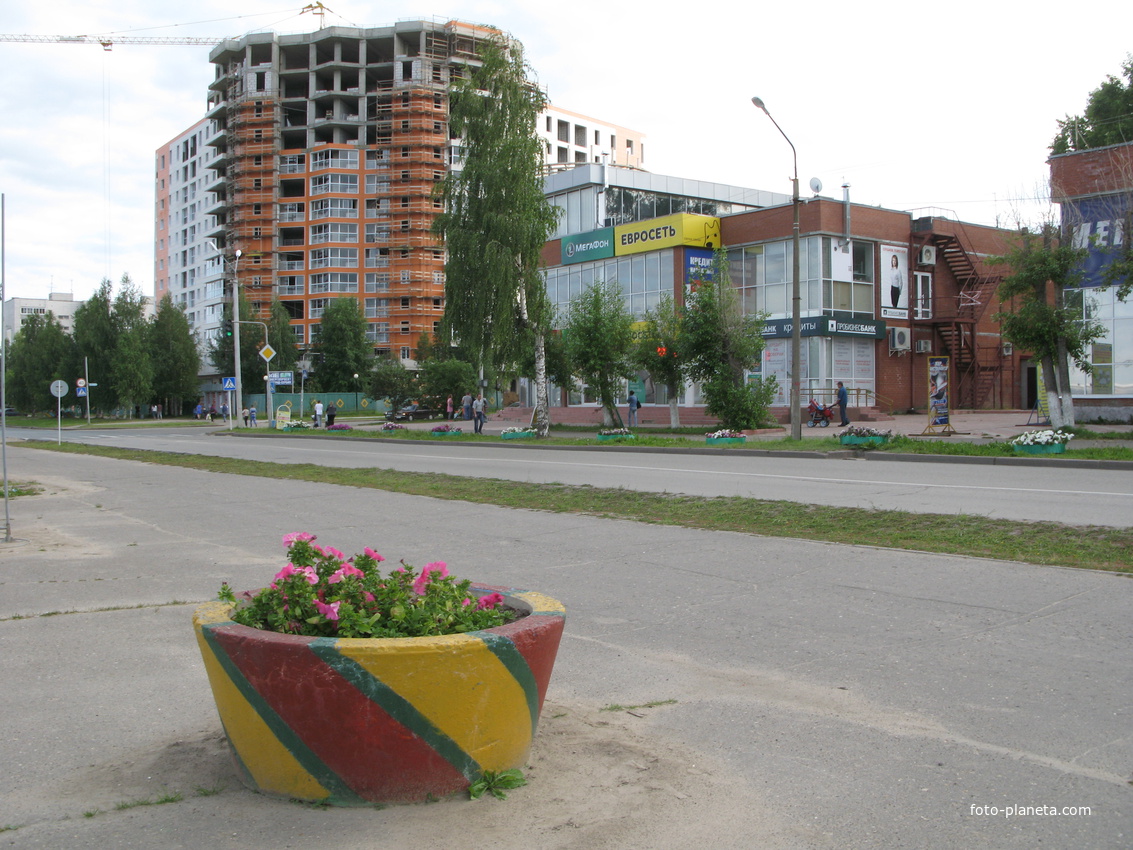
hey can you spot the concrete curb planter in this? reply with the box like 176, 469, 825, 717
427, 430, 464, 437
706, 436, 746, 446
1012, 443, 1067, 455
840, 435, 889, 447
501, 431, 537, 440
193, 586, 565, 805
596, 434, 635, 443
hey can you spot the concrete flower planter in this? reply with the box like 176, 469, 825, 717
705, 436, 746, 446
427, 430, 463, 437
596, 434, 635, 442
193, 586, 565, 805
1012, 443, 1067, 455
840, 435, 889, 447
501, 431, 537, 440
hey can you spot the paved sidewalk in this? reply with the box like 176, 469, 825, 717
0, 446, 1129, 849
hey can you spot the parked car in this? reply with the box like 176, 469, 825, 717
386, 403, 434, 421
3, 408, 19, 417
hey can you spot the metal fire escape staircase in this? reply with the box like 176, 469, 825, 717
917, 220, 1006, 408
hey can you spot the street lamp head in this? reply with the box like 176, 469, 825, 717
751, 96, 768, 114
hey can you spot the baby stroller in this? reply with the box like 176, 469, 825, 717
807, 398, 834, 427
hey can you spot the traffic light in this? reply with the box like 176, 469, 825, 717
222, 319, 233, 338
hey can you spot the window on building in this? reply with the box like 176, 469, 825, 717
574, 124, 587, 147
913, 272, 932, 319
557, 120, 570, 142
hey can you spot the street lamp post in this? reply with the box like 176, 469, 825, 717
230, 249, 243, 419
751, 97, 803, 440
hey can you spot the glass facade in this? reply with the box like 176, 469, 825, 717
1071, 288, 1133, 395
729, 236, 878, 403
545, 251, 675, 320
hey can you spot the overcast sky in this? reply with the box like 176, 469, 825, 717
1, 0, 1130, 303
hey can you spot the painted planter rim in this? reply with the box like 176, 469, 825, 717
194, 585, 565, 805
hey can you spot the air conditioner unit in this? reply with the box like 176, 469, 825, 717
915, 339, 932, 353
918, 245, 937, 265
889, 327, 911, 351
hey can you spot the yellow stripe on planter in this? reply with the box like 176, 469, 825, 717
193, 617, 331, 802
508, 590, 566, 616
336, 633, 531, 769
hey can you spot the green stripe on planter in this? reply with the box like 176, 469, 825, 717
200, 624, 365, 804
477, 632, 540, 735
308, 638, 482, 782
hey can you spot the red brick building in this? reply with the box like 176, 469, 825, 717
538, 191, 1021, 423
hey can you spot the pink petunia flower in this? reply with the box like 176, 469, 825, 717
412, 562, 449, 595
476, 592, 504, 610
274, 563, 301, 582
323, 546, 346, 561
328, 563, 365, 584
282, 532, 316, 547
314, 600, 341, 621
363, 547, 385, 563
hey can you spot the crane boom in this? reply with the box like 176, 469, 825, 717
0, 34, 222, 49
0, 4, 332, 50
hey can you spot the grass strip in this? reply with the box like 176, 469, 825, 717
19, 441, 1133, 573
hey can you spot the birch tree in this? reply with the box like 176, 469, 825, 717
433, 36, 559, 437
992, 226, 1099, 427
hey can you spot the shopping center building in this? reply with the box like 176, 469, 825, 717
1050, 141, 1133, 421
536, 167, 1022, 421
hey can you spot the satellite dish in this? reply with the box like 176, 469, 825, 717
809, 177, 823, 195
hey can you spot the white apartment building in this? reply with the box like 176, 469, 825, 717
3, 292, 84, 345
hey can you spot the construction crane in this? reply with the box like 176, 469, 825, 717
0, 3, 330, 50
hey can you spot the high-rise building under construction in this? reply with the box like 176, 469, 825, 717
155, 19, 645, 399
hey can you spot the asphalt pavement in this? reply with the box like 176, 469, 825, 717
0, 440, 1129, 849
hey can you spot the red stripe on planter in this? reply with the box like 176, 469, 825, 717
211, 626, 467, 801
493, 614, 565, 714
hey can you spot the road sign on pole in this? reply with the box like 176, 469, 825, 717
222, 377, 237, 391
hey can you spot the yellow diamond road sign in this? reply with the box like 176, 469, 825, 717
259, 344, 276, 363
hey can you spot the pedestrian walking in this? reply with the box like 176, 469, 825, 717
220, 402, 229, 423
313, 399, 324, 428
461, 392, 473, 421
250, 406, 258, 427
194, 403, 202, 420
837, 381, 850, 426
446, 395, 454, 420
242, 407, 250, 427
472, 393, 486, 434
326, 402, 336, 427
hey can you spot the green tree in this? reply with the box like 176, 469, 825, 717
419, 358, 477, 411
1051, 56, 1133, 153
315, 297, 372, 392
681, 252, 773, 430
433, 36, 560, 437
992, 226, 1099, 427
634, 294, 687, 428
369, 356, 418, 417
5, 312, 75, 413
71, 279, 117, 414
110, 276, 153, 416
563, 280, 637, 427
149, 294, 200, 416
